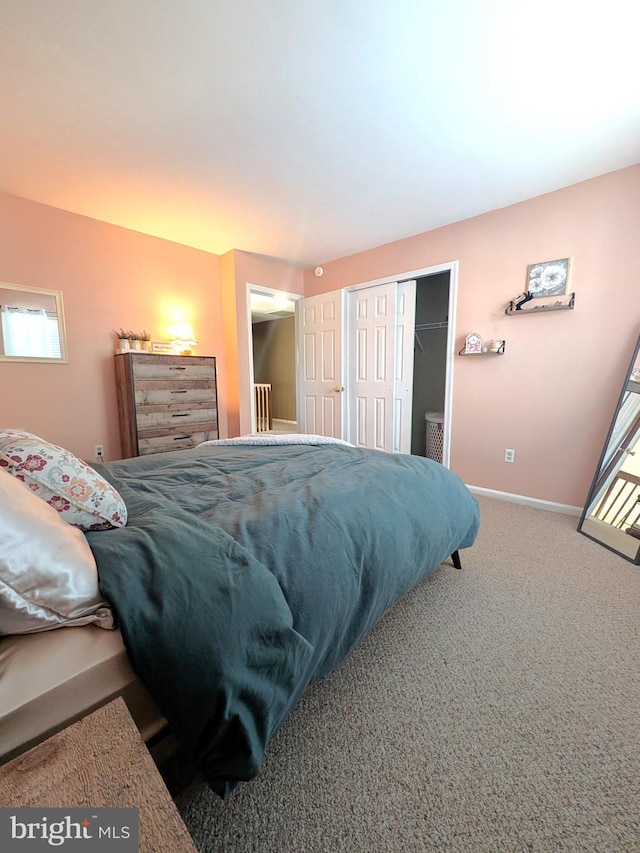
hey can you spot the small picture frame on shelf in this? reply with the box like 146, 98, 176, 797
150, 342, 175, 354
526, 258, 570, 298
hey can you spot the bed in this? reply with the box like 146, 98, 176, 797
0, 433, 479, 797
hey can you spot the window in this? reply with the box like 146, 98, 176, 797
1, 305, 62, 359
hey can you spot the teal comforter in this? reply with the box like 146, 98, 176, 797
87, 442, 479, 796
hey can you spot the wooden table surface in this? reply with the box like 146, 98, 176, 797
0, 697, 198, 852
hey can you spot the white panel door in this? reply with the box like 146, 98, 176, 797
348, 282, 397, 452
394, 279, 417, 453
297, 291, 344, 437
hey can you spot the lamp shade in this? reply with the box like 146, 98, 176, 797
170, 323, 197, 355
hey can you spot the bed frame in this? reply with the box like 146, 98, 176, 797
0, 626, 166, 766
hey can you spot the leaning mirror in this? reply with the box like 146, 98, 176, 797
578, 333, 640, 564
0, 282, 68, 363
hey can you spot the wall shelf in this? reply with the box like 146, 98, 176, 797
458, 340, 505, 356
505, 292, 575, 315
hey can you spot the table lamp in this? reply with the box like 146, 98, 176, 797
170, 323, 197, 356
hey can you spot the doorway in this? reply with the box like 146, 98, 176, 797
294, 262, 456, 464
248, 287, 300, 433
240, 263, 456, 456
343, 271, 450, 458
410, 271, 450, 457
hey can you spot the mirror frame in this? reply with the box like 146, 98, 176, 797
0, 282, 69, 364
578, 332, 640, 564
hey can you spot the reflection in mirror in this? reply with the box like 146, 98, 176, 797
578, 333, 640, 564
0, 282, 68, 363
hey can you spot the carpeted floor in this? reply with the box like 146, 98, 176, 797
180, 495, 640, 852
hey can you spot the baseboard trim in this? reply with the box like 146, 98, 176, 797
467, 485, 582, 517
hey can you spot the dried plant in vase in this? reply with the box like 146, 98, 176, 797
115, 329, 132, 353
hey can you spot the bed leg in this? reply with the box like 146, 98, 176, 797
450, 550, 462, 570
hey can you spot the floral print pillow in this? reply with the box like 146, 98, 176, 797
0, 430, 127, 531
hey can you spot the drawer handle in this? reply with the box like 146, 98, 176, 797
169, 366, 186, 370
173, 435, 191, 441
172, 413, 189, 418
170, 389, 187, 394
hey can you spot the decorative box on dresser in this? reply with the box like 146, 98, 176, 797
115, 353, 218, 457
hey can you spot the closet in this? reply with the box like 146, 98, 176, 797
410, 272, 450, 457
296, 267, 453, 461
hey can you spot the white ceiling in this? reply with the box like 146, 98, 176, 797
249, 292, 296, 323
1, 1, 638, 267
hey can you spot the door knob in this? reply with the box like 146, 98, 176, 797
332, 385, 345, 393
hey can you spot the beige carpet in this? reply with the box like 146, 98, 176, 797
180, 495, 640, 852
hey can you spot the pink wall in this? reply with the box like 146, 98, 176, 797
0, 192, 224, 461
2, 165, 637, 508
303, 166, 640, 507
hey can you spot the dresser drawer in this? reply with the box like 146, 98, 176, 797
134, 383, 215, 407
138, 429, 219, 455
132, 360, 214, 382
136, 407, 217, 430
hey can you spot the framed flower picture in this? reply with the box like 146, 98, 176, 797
526, 258, 570, 298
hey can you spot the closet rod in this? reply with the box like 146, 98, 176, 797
415, 321, 448, 331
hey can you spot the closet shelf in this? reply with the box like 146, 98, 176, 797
505, 292, 575, 315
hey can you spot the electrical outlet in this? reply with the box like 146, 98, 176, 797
504, 448, 515, 463
94, 444, 104, 461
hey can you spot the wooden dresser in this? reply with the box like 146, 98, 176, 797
115, 352, 218, 457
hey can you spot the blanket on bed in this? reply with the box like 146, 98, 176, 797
87, 443, 479, 796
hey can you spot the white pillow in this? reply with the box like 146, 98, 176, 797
0, 469, 113, 634
0, 429, 126, 531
